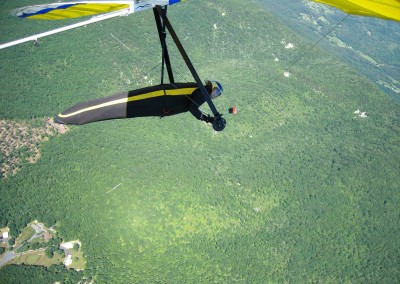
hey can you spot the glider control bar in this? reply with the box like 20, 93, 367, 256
154, 5, 226, 131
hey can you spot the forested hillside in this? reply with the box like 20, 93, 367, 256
1, 0, 399, 282
259, 0, 400, 100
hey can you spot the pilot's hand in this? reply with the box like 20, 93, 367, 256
205, 114, 214, 123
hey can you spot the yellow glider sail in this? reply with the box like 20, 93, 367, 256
1, 0, 184, 49
10, 1, 185, 20
11, 2, 131, 20
311, 0, 400, 22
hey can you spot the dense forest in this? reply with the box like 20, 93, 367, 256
1, 0, 399, 282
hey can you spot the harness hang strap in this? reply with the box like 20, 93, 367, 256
153, 6, 175, 85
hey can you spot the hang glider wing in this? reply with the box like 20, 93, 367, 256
11, 2, 132, 20
10, 0, 184, 20
1, 0, 185, 49
311, 0, 400, 22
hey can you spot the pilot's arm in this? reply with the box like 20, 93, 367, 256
188, 86, 213, 122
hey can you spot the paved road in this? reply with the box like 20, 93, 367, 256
0, 251, 15, 267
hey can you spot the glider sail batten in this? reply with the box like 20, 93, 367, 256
311, 0, 400, 22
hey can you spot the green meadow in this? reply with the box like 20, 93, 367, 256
0, 0, 399, 282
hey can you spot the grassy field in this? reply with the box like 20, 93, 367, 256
9, 249, 64, 268
14, 226, 35, 250
0, 0, 399, 283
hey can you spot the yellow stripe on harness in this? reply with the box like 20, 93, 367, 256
58, 87, 197, 118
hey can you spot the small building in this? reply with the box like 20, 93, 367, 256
64, 254, 73, 266
2, 231, 8, 239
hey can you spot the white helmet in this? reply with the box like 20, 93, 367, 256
207, 80, 223, 99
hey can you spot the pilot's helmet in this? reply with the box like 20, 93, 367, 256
206, 80, 223, 99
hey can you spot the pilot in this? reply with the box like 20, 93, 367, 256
54, 80, 223, 126
187, 80, 223, 123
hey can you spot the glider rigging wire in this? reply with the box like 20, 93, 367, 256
110, 33, 132, 51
